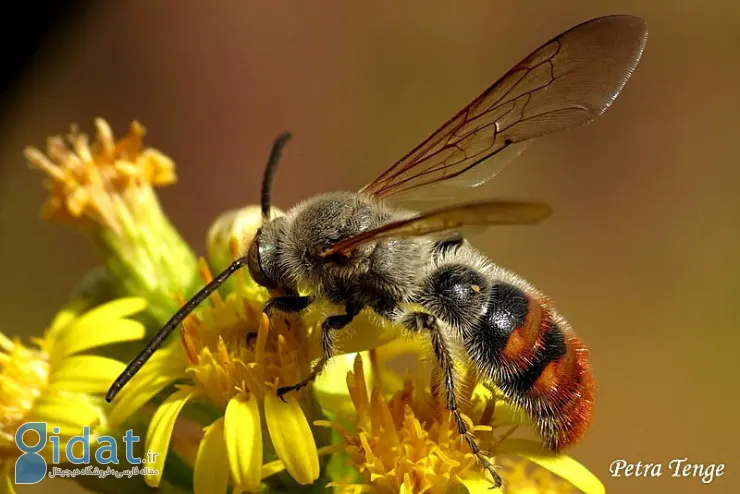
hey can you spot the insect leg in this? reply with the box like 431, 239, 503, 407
401, 311, 503, 489
263, 295, 314, 315
276, 302, 363, 401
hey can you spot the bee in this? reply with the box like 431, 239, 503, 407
106, 14, 647, 488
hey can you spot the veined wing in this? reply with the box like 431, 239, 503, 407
359, 15, 648, 198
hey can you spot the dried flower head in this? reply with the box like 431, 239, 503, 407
24, 119, 174, 233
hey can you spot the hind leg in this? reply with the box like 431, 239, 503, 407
401, 311, 503, 489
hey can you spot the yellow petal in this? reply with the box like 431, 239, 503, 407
491, 401, 532, 427
225, 394, 262, 492
454, 475, 491, 494
88, 297, 149, 319
194, 418, 229, 494
370, 336, 430, 392
45, 296, 94, 341
108, 345, 186, 428
144, 386, 196, 488
495, 439, 605, 494
260, 459, 287, 479
314, 352, 374, 418
49, 355, 125, 394
303, 306, 399, 359
52, 301, 146, 358
264, 392, 319, 485
469, 386, 532, 428
27, 394, 101, 437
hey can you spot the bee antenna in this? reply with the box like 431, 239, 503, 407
261, 132, 292, 221
105, 256, 250, 403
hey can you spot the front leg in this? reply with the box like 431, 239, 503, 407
276, 302, 363, 401
401, 311, 503, 490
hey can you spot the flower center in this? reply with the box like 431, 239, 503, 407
179, 261, 312, 409
0, 334, 50, 452
321, 355, 500, 494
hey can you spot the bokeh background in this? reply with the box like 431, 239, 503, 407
1, 1, 737, 493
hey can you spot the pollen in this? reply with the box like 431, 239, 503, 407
24, 118, 176, 235
179, 259, 312, 409
0, 334, 49, 450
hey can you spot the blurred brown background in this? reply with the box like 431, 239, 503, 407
1, 1, 737, 493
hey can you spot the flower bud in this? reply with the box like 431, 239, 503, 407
205, 204, 282, 292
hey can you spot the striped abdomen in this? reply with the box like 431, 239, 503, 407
464, 281, 594, 450
422, 263, 595, 451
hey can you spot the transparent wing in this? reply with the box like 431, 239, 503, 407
390, 140, 531, 211
359, 15, 648, 199
320, 200, 552, 257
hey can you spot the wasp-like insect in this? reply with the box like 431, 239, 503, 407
107, 15, 648, 488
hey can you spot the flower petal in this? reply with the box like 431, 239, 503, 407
368, 336, 430, 392
457, 475, 491, 494
52, 300, 147, 358
45, 297, 94, 341
108, 345, 186, 428
490, 400, 532, 427
225, 394, 262, 492
302, 308, 399, 360
49, 355, 125, 394
314, 352, 375, 418
27, 394, 102, 437
144, 386, 196, 488
77, 297, 148, 322
495, 438, 605, 494
194, 418, 230, 494
469, 384, 533, 428
264, 392, 319, 485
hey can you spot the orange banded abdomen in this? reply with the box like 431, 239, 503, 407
461, 281, 595, 451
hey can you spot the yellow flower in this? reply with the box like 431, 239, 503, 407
316, 352, 605, 494
25, 119, 200, 326
0, 297, 147, 492
108, 250, 321, 492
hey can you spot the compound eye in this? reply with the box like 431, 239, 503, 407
247, 237, 275, 288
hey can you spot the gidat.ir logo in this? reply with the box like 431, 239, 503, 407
14, 422, 156, 485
